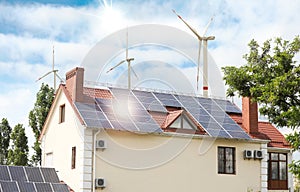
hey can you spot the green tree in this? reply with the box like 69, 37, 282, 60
29, 83, 54, 166
7, 124, 29, 166
0, 118, 12, 165
222, 36, 300, 177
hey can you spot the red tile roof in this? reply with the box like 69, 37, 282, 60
83, 87, 112, 99
229, 114, 290, 148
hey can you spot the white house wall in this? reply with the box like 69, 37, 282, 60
41, 92, 90, 192
94, 130, 264, 192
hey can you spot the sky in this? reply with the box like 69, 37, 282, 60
0, 0, 299, 152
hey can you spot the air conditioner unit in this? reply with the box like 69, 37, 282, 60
96, 140, 107, 149
95, 178, 105, 188
254, 150, 264, 159
244, 150, 253, 159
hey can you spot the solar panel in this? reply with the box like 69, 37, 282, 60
213, 99, 241, 114
0, 181, 18, 192
0, 165, 10, 181
196, 97, 251, 139
34, 182, 52, 192
51, 183, 70, 192
25, 167, 44, 182
8, 166, 27, 182
17, 182, 36, 192
173, 94, 230, 138
40, 168, 59, 183
101, 88, 162, 133
153, 92, 182, 108
74, 102, 112, 129
132, 90, 167, 113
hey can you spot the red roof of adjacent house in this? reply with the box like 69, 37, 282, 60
229, 114, 290, 148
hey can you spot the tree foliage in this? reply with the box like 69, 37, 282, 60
7, 124, 29, 166
0, 118, 12, 165
222, 36, 300, 128
29, 83, 54, 166
222, 36, 300, 178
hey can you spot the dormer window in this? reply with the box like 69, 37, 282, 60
169, 114, 196, 130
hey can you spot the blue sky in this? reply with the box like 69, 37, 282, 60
0, 0, 299, 149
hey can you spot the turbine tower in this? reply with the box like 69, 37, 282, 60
173, 10, 215, 97
36, 46, 64, 91
106, 29, 138, 90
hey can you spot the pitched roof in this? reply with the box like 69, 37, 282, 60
42, 81, 289, 148
229, 114, 290, 148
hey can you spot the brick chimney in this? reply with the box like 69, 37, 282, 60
242, 97, 259, 134
65, 67, 84, 102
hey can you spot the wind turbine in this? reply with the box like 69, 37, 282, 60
36, 46, 64, 91
106, 29, 138, 90
172, 10, 215, 97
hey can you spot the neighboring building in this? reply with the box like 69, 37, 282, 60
39, 67, 292, 192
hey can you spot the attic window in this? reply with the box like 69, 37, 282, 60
59, 104, 65, 123
169, 114, 195, 130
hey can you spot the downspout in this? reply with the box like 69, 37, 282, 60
93, 129, 101, 192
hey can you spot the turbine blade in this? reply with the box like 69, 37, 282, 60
55, 73, 64, 82
172, 9, 202, 40
36, 71, 53, 82
131, 66, 138, 79
106, 60, 126, 73
202, 15, 215, 36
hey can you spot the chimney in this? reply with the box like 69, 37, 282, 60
242, 97, 259, 134
65, 67, 84, 102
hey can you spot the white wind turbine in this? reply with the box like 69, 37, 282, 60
106, 29, 138, 90
173, 10, 215, 97
36, 46, 64, 91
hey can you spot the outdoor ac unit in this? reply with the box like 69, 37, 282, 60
254, 150, 264, 159
96, 140, 107, 149
244, 150, 253, 159
95, 178, 105, 188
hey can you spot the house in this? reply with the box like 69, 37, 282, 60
39, 67, 292, 192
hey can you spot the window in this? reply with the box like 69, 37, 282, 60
71, 147, 76, 169
169, 115, 196, 130
59, 104, 65, 123
218, 147, 235, 174
268, 152, 288, 190
45, 152, 53, 167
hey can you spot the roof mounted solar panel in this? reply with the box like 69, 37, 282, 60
213, 99, 242, 114
132, 90, 167, 113
74, 102, 112, 129
104, 88, 163, 133
0, 165, 10, 181
153, 92, 182, 108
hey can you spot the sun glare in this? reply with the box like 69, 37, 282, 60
99, 0, 124, 31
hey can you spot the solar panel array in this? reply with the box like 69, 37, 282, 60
94, 88, 162, 133
0, 166, 69, 192
74, 102, 112, 129
74, 87, 249, 139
